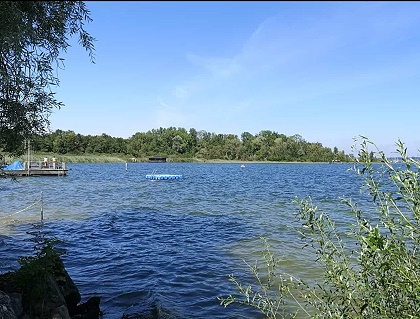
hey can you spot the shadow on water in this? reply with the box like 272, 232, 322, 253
1, 210, 269, 318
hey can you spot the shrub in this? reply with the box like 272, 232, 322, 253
14, 229, 66, 318
219, 137, 420, 318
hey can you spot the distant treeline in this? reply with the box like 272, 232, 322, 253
30, 127, 353, 162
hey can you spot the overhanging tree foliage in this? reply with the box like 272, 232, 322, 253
0, 1, 95, 155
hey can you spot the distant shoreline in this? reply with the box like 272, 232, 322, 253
194, 159, 345, 164
4, 153, 353, 165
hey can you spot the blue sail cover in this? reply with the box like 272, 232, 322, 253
4, 160, 24, 170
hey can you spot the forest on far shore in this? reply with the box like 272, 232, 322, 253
24, 127, 354, 163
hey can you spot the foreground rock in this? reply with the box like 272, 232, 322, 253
0, 252, 101, 319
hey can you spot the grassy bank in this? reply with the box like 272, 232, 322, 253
3, 153, 350, 164
4, 153, 132, 164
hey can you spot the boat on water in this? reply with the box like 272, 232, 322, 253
145, 170, 183, 180
2, 159, 68, 177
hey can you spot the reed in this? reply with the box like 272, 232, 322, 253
12, 153, 133, 163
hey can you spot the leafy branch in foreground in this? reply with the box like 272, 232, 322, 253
220, 137, 420, 318
218, 237, 307, 319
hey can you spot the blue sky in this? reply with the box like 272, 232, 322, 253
51, 1, 420, 157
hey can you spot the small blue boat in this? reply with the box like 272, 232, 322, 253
146, 170, 183, 180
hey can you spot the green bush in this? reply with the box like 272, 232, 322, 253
219, 137, 420, 318
14, 229, 66, 318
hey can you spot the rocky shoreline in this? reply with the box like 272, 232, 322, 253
0, 251, 101, 319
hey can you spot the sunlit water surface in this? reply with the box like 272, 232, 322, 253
0, 163, 373, 318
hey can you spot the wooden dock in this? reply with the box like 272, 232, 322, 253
3, 161, 68, 177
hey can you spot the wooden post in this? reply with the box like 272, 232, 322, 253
27, 140, 31, 176
40, 191, 44, 222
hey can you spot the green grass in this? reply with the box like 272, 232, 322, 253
6, 153, 136, 164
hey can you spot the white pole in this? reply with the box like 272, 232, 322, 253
125, 162, 128, 171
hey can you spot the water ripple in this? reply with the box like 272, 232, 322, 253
0, 163, 371, 318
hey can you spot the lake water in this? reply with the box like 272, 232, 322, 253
0, 162, 373, 318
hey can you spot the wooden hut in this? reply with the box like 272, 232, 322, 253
149, 156, 166, 163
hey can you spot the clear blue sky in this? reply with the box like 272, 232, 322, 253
51, 1, 420, 157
